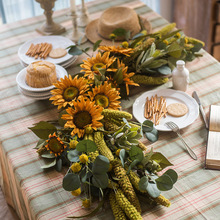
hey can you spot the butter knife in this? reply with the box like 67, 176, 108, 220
192, 91, 209, 129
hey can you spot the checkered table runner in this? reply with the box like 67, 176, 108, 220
0, 0, 220, 219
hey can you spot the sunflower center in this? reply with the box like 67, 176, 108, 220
93, 63, 105, 72
74, 111, 92, 129
95, 94, 109, 108
48, 138, 63, 153
63, 87, 79, 101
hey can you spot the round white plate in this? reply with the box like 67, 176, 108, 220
132, 89, 199, 131
17, 85, 51, 97
19, 55, 78, 69
19, 90, 52, 100
16, 64, 68, 92
18, 36, 75, 65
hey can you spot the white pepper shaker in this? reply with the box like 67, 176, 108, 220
172, 60, 189, 92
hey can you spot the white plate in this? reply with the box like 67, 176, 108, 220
16, 64, 68, 92
17, 86, 51, 97
18, 36, 75, 65
132, 89, 199, 131
19, 90, 52, 100
19, 55, 78, 69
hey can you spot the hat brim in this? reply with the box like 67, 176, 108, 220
85, 16, 152, 46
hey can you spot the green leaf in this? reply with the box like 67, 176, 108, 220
149, 43, 156, 57
125, 30, 131, 41
147, 182, 161, 198
155, 174, 173, 191
157, 65, 172, 75
167, 42, 182, 58
127, 159, 139, 174
136, 51, 145, 69
67, 150, 80, 162
98, 68, 106, 76
83, 47, 90, 53
92, 155, 110, 174
112, 28, 127, 37
145, 127, 158, 142
113, 68, 124, 84
163, 169, 178, 184
55, 158, 62, 172
80, 167, 87, 183
142, 148, 154, 166
62, 173, 80, 191
34, 139, 46, 149
28, 121, 57, 140
129, 146, 144, 162
68, 46, 83, 56
151, 152, 173, 169
93, 40, 102, 51
142, 120, 153, 132
191, 42, 203, 52
41, 151, 56, 158
147, 59, 167, 69
140, 57, 155, 68
76, 140, 97, 153
119, 149, 126, 167
139, 176, 148, 191
41, 158, 56, 169
92, 173, 109, 189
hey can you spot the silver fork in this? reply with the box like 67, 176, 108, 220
165, 121, 197, 160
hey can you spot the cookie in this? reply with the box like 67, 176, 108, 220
167, 103, 188, 117
49, 48, 67, 58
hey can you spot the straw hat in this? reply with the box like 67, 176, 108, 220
85, 6, 152, 46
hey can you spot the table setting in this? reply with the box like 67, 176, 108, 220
0, 0, 220, 220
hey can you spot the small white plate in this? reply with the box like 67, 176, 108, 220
18, 36, 75, 65
16, 64, 68, 92
132, 89, 199, 131
17, 86, 51, 97
19, 90, 52, 100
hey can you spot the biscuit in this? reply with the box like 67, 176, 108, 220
49, 48, 67, 58
167, 103, 188, 117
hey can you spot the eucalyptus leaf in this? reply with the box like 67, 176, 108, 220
129, 146, 144, 162
151, 152, 173, 169
28, 121, 57, 140
76, 140, 97, 153
41, 158, 56, 169
147, 59, 167, 69
119, 149, 126, 167
147, 182, 161, 198
55, 158, 62, 172
62, 173, 81, 191
92, 173, 109, 189
83, 47, 90, 53
41, 151, 56, 159
92, 155, 110, 174
142, 120, 153, 132
163, 169, 178, 184
127, 159, 139, 174
34, 139, 46, 149
80, 167, 88, 183
68, 46, 83, 56
67, 150, 80, 162
167, 42, 182, 58
139, 176, 148, 191
155, 174, 173, 191
157, 65, 172, 75
191, 42, 203, 52
122, 118, 131, 128
145, 127, 158, 143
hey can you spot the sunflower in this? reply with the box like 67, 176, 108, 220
116, 59, 139, 95
80, 52, 116, 79
45, 133, 67, 157
88, 81, 121, 110
62, 98, 103, 138
99, 45, 134, 57
50, 75, 89, 110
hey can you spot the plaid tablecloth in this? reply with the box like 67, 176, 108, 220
0, 0, 220, 219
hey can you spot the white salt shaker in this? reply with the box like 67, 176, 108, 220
172, 60, 189, 92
